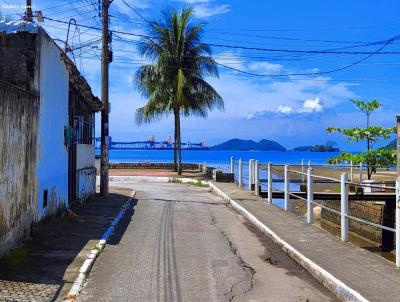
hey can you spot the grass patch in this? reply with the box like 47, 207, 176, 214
1, 245, 31, 267
186, 180, 208, 187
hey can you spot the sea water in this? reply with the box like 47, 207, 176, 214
107, 149, 339, 169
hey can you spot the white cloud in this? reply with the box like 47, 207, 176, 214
249, 62, 283, 74
192, 3, 230, 18
277, 105, 294, 114
247, 97, 324, 119
181, 0, 230, 18
300, 97, 323, 113
214, 51, 245, 70
112, 0, 151, 14
208, 70, 355, 121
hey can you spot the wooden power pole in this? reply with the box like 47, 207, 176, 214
100, 0, 110, 196
397, 116, 400, 180
25, 0, 33, 22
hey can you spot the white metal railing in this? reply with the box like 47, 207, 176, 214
230, 157, 400, 267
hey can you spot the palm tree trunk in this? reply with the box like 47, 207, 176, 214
177, 109, 182, 175
367, 138, 371, 180
173, 111, 178, 172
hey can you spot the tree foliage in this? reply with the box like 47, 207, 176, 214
327, 99, 395, 179
134, 7, 223, 174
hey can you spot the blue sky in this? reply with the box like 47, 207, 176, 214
2, 0, 400, 150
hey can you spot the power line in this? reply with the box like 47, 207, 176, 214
204, 40, 400, 55
206, 22, 400, 33
40, 1, 79, 12
36, 14, 400, 80
120, 0, 151, 25
206, 30, 369, 44
216, 35, 398, 77
42, 16, 400, 55
42, 2, 100, 18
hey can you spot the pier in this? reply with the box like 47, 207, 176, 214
95, 136, 209, 150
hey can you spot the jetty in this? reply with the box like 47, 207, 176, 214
95, 136, 209, 150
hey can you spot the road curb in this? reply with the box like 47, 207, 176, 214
63, 190, 136, 301
209, 182, 368, 302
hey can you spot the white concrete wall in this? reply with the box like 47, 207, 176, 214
76, 144, 96, 200
76, 144, 95, 169
35, 30, 69, 219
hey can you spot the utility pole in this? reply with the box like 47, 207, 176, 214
24, 0, 33, 22
100, 0, 110, 196
397, 115, 400, 180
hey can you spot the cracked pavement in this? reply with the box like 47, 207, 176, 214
78, 181, 337, 302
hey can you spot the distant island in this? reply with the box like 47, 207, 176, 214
210, 139, 286, 151
292, 144, 340, 152
210, 139, 340, 152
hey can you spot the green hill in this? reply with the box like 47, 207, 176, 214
293, 144, 340, 152
211, 139, 286, 151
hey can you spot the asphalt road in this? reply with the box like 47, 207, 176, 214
78, 181, 337, 302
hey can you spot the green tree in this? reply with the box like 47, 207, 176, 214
135, 7, 223, 174
327, 99, 396, 180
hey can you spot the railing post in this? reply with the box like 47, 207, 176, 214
308, 160, 311, 168
350, 160, 353, 182
307, 167, 313, 223
238, 158, 243, 188
284, 164, 289, 211
267, 163, 272, 203
230, 156, 234, 174
301, 159, 305, 182
248, 159, 253, 191
359, 162, 363, 183
341, 172, 349, 241
396, 180, 400, 268
255, 160, 260, 196
396, 115, 400, 267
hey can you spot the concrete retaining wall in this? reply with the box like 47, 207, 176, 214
109, 162, 201, 170
321, 200, 384, 243
201, 165, 234, 182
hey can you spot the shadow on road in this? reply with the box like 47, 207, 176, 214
0, 189, 135, 301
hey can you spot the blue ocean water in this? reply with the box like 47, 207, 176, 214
107, 149, 339, 170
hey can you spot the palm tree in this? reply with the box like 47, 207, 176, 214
135, 7, 223, 174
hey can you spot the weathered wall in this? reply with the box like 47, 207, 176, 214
34, 29, 70, 219
76, 144, 96, 200
0, 82, 39, 258
0, 27, 100, 257
0, 31, 37, 91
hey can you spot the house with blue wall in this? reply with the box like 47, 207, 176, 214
0, 21, 103, 258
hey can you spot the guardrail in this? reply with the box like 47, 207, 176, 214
229, 156, 400, 267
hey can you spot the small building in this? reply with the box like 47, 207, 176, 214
0, 21, 103, 257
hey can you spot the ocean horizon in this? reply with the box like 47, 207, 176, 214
104, 149, 340, 171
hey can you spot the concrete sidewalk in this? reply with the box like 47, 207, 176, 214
211, 182, 400, 302
0, 187, 133, 302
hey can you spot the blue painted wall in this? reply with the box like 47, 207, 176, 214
36, 31, 69, 219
